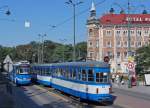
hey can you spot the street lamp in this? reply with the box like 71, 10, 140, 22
38, 34, 46, 63
0, 5, 11, 16
65, 0, 83, 62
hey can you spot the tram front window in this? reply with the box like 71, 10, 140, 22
19, 68, 30, 74
96, 72, 109, 83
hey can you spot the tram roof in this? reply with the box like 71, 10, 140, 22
32, 61, 109, 68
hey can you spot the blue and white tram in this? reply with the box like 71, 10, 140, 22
32, 61, 113, 103
31, 64, 52, 86
10, 61, 31, 86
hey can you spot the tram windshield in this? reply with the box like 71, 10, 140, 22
96, 72, 109, 83
19, 67, 30, 74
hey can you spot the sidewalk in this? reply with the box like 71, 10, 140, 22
0, 73, 14, 108
0, 83, 14, 108
112, 82, 150, 95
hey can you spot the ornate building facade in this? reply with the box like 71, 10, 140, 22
87, 2, 150, 73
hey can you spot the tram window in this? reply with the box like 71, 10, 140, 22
88, 69, 94, 82
60, 68, 63, 77
58, 68, 63, 77
78, 69, 81, 80
20, 69, 23, 74
96, 73, 103, 83
70, 70, 72, 79
45, 68, 49, 76
16, 68, 19, 74
73, 69, 76, 80
82, 69, 87, 81
96, 73, 108, 83
37, 68, 40, 75
40, 68, 43, 75
65, 68, 69, 79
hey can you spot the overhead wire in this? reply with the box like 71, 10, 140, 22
49, 0, 106, 30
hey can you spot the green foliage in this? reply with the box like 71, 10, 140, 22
135, 44, 150, 75
0, 40, 87, 63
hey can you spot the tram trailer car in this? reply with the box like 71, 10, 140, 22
9, 61, 31, 86
31, 64, 52, 86
32, 61, 113, 103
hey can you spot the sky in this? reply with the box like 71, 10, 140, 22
0, 0, 150, 47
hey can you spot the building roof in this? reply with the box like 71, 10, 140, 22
100, 14, 150, 25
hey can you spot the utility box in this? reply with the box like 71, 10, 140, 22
144, 74, 150, 86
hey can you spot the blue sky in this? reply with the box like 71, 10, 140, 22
0, 0, 150, 46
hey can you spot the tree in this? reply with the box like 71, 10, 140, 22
135, 44, 150, 75
76, 42, 87, 61
0, 40, 87, 63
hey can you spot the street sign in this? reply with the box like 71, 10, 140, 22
104, 56, 110, 63
3, 55, 13, 72
127, 62, 134, 70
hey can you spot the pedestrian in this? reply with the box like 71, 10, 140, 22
120, 75, 124, 85
112, 74, 115, 83
116, 74, 120, 85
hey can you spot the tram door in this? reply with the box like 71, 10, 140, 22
82, 68, 89, 99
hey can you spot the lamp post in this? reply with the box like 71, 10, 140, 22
0, 5, 11, 16
127, 0, 132, 88
65, 0, 83, 62
38, 34, 46, 63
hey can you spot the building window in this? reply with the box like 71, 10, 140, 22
106, 30, 111, 36
106, 41, 111, 48
123, 30, 127, 35
88, 41, 93, 47
117, 41, 121, 47
96, 40, 99, 48
137, 30, 142, 36
137, 41, 142, 47
107, 51, 112, 58
124, 52, 127, 59
144, 30, 148, 35
130, 30, 134, 35
124, 41, 128, 47
89, 29, 93, 36
116, 30, 121, 36
131, 41, 134, 47
117, 52, 120, 58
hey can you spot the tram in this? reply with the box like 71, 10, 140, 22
31, 61, 113, 103
9, 61, 31, 86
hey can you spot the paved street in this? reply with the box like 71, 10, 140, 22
112, 83, 150, 108
1, 73, 150, 108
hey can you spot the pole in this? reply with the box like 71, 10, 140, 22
127, 0, 131, 56
38, 35, 41, 64
41, 36, 44, 63
127, 0, 132, 88
73, 4, 76, 62
65, 0, 83, 62
38, 34, 46, 64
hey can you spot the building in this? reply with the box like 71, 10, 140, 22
87, 2, 150, 73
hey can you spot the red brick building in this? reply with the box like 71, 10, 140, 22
87, 2, 150, 73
